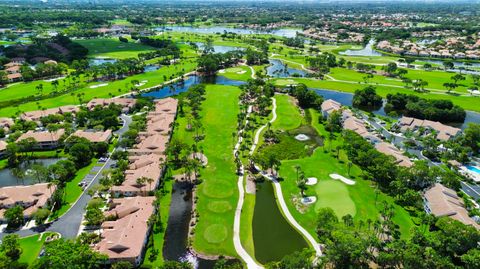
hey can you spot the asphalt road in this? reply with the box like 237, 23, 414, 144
0, 114, 132, 240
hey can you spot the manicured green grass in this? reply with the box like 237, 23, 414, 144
268, 99, 414, 238
0, 60, 197, 117
18, 232, 54, 265
76, 38, 155, 59
272, 94, 304, 131
240, 187, 256, 259
50, 158, 98, 219
182, 85, 240, 257
143, 179, 173, 266
219, 66, 253, 81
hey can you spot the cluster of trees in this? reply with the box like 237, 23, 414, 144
18, 62, 68, 82
342, 130, 461, 209
307, 52, 337, 78
197, 51, 244, 75
245, 47, 268, 66
283, 37, 305, 48
314, 206, 480, 269
288, 83, 323, 110
385, 93, 466, 123
352, 86, 383, 109
239, 79, 275, 116
137, 37, 180, 62
76, 103, 122, 131
4, 35, 88, 64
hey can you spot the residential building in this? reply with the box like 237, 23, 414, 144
21, 105, 79, 122
397, 116, 461, 141
71, 130, 112, 143
16, 129, 65, 149
321, 99, 342, 118
375, 142, 413, 167
87, 98, 137, 113
0, 183, 56, 222
0, 117, 14, 131
94, 196, 155, 266
0, 141, 7, 157
424, 183, 479, 229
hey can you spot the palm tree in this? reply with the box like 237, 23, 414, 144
11, 167, 25, 185
145, 177, 154, 193
296, 171, 307, 197
136, 177, 147, 195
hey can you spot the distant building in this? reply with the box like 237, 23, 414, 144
0, 183, 56, 222
0, 141, 7, 157
424, 183, 479, 229
21, 105, 79, 122
87, 98, 137, 113
71, 130, 112, 143
321, 99, 342, 118
16, 129, 65, 149
0, 117, 14, 131
94, 196, 155, 266
397, 116, 461, 141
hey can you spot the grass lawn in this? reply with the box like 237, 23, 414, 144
272, 94, 304, 131
0, 60, 197, 117
143, 179, 174, 266
268, 98, 414, 238
219, 66, 253, 81
240, 185, 256, 260
18, 232, 54, 265
191, 84, 240, 257
76, 38, 155, 59
50, 158, 98, 219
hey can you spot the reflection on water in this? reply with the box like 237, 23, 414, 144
0, 158, 64, 187
253, 181, 308, 263
157, 26, 300, 38
339, 39, 383, 57
194, 42, 244, 54
89, 58, 117, 66
266, 59, 306, 78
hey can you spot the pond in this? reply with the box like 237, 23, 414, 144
140, 75, 246, 99
157, 26, 300, 38
0, 158, 64, 187
144, 65, 160, 72
89, 58, 117, 66
266, 59, 306, 78
163, 182, 219, 269
252, 181, 308, 264
339, 39, 383, 57
194, 42, 244, 54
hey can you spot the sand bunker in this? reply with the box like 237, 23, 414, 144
236, 70, 246, 74
329, 173, 356, 185
89, 83, 108, 89
295, 134, 310, 141
306, 177, 317, 185
218, 69, 226, 74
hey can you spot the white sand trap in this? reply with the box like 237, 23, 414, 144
135, 83, 146, 87
236, 70, 246, 74
306, 177, 317, 185
330, 173, 356, 185
218, 69, 226, 74
44, 76, 65, 82
301, 196, 317, 205
90, 83, 108, 89
295, 134, 310, 141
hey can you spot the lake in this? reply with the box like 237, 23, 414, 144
266, 59, 306, 78
0, 158, 64, 187
157, 26, 300, 38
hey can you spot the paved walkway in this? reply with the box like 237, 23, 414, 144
232, 105, 263, 269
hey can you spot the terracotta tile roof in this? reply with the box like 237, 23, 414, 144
321, 99, 342, 116
94, 196, 155, 263
87, 98, 137, 112
424, 183, 479, 229
71, 130, 112, 143
398, 116, 461, 141
375, 142, 413, 167
0, 183, 56, 219
0, 117, 14, 128
16, 129, 65, 143
0, 141, 7, 152
21, 105, 79, 122
7, 73, 22, 80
